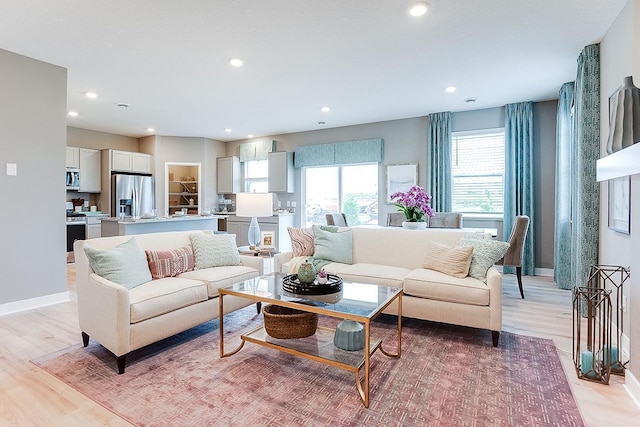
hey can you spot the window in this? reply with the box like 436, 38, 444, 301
243, 159, 268, 193
451, 129, 505, 215
304, 164, 378, 227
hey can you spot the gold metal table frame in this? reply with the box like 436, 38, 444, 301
218, 275, 402, 407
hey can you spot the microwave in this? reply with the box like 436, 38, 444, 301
66, 168, 80, 190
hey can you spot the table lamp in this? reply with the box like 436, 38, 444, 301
236, 192, 274, 249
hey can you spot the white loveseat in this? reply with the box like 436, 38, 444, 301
274, 226, 504, 346
74, 230, 263, 373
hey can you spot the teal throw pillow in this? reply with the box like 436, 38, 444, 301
457, 236, 510, 282
312, 225, 353, 264
84, 237, 152, 290
189, 233, 241, 269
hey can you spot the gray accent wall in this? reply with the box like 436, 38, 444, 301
0, 48, 68, 305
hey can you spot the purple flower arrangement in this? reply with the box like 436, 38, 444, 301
390, 185, 434, 222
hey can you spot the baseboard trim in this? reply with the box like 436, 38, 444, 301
0, 291, 70, 317
625, 370, 640, 409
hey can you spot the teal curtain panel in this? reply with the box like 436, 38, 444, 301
504, 102, 535, 276
428, 111, 452, 212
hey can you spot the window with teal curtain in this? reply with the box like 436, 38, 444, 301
294, 138, 383, 167
554, 82, 575, 290
504, 102, 535, 276
570, 44, 600, 292
428, 112, 452, 212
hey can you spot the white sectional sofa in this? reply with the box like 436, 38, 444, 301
274, 226, 505, 346
74, 230, 263, 373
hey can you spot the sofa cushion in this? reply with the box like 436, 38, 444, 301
422, 241, 474, 278
189, 233, 240, 269
458, 237, 510, 282
313, 225, 353, 264
84, 237, 152, 290
324, 263, 409, 287
128, 277, 208, 324
404, 269, 490, 306
179, 266, 259, 297
145, 245, 195, 279
288, 227, 315, 257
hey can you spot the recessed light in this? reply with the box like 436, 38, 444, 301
445, 86, 457, 93
321, 106, 331, 113
229, 58, 243, 67
465, 97, 478, 103
68, 111, 78, 117
408, 1, 429, 17
224, 128, 232, 133
147, 128, 155, 132
247, 134, 254, 138
85, 92, 98, 99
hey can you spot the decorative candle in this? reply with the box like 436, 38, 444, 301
581, 350, 598, 379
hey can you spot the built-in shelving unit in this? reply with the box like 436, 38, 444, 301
166, 163, 201, 216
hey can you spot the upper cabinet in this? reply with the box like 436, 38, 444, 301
268, 151, 294, 193
110, 150, 153, 174
217, 156, 240, 194
79, 148, 101, 192
66, 146, 80, 168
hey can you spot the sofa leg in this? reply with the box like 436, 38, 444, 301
256, 302, 262, 314
516, 266, 525, 299
116, 355, 127, 374
492, 331, 500, 347
81, 331, 90, 347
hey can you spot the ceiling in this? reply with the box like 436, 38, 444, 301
0, 0, 627, 142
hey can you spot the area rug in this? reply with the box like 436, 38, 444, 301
32, 307, 584, 427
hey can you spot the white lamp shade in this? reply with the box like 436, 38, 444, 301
236, 193, 273, 218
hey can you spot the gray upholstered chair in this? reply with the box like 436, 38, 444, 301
428, 212, 463, 228
496, 215, 530, 299
386, 212, 406, 227
325, 213, 348, 227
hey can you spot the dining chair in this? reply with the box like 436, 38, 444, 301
325, 213, 348, 227
386, 212, 406, 227
428, 212, 463, 228
496, 215, 530, 299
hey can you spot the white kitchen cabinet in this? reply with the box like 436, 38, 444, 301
79, 148, 101, 192
217, 156, 240, 194
111, 150, 153, 173
226, 213, 294, 252
66, 146, 80, 168
268, 151, 294, 193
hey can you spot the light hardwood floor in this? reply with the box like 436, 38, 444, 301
1, 265, 639, 426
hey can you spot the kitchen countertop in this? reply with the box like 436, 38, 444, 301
101, 215, 226, 224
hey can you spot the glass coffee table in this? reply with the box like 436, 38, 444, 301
218, 273, 402, 407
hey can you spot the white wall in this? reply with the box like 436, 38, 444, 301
599, 0, 639, 397
0, 48, 68, 306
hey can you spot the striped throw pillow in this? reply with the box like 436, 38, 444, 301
145, 245, 195, 279
422, 241, 474, 279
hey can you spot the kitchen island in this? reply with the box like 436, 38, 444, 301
100, 215, 226, 237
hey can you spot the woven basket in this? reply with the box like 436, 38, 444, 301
262, 305, 318, 339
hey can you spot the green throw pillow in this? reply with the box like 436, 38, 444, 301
312, 225, 353, 264
84, 237, 152, 290
189, 233, 241, 269
458, 236, 510, 282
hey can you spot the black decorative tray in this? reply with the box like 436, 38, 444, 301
282, 273, 343, 295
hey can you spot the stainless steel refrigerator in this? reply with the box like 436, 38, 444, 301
112, 174, 155, 218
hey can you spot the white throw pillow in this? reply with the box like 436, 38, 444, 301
189, 233, 241, 269
422, 241, 474, 278
458, 236, 510, 282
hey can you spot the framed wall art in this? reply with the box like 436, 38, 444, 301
386, 164, 417, 204
608, 176, 630, 234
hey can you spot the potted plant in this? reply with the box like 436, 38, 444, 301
390, 185, 434, 230
317, 269, 328, 285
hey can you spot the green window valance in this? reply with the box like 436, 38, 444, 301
294, 138, 384, 168
239, 140, 276, 161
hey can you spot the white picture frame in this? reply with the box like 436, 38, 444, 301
260, 231, 275, 248
608, 176, 631, 234
386, 164, 418, 204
